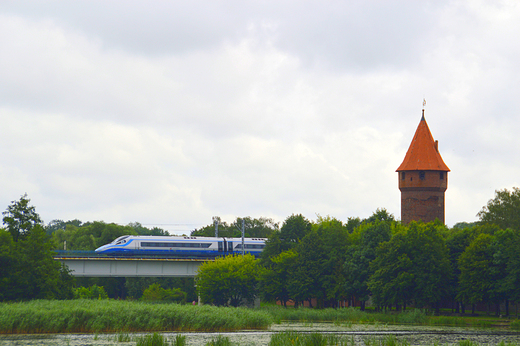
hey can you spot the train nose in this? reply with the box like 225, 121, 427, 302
95, 245, 109, 253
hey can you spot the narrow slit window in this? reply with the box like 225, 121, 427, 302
440, 172, 444, 180
419, 171, 425, 180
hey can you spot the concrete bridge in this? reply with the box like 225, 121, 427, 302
55, 256, 208, 277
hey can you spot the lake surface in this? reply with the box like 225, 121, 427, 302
1, 322, 520, 345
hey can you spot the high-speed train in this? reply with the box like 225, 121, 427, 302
95, 235, 266, 258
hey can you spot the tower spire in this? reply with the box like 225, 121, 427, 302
421, 98, 426, 121
397, 112, 449, 224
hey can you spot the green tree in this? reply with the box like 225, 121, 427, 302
288, 230, 322, 307
196, 254, 259, 307
1, 196, 75, 301
369, 221, 451, 311
0, 225, 74, 300
343, 219, 392, 310
2, 194, 43, 242
259, 249, 298, 306
52, 221, 136, 251
496, 229, 520, 311
231, 217, 279, 238
313, 216, 350, 307
445, 225, 483, 313
260, 214, 311, 267
128, 222, 169, 236
478, 187, 520, 231
191, 217, 278, 238
457, 233, 496, 313
45, 219, 83, 236
280, 214, 312, 244
363, 208, 395, 224
191, 217, 234, 237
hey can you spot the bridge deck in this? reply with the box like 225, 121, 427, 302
55, 257, 209, 277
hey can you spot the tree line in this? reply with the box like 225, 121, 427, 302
2, 187, 520, 314
196, 188, 520, 316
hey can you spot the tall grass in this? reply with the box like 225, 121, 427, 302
510, 319, 520, 330
172, 334, 187, 346
262, 305, 509, 328
0, 300, 272, 334
261, 306, 428, 325
269, 331, 354, 346
363, 335, 410, 346
205, 335, 234, 346
135, 332, 169, 346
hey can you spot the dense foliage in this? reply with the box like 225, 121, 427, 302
0, 195, 74, 301
196, 254, 260, 306
191, 216, 279, 238
4, 186, 520, 316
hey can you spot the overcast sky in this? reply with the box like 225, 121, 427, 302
1, 0, 519, 233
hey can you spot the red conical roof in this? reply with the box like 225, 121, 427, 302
396, 113, 450, 172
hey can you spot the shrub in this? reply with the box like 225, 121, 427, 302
141, 283, 186, 303
73, 285, 108, 299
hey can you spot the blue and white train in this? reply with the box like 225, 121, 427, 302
95, 235, 266, 258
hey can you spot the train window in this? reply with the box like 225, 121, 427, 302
235, 244, 265, 249
141, 242, 211, 248
112, 236, 129, 244
218, 242, 223, 252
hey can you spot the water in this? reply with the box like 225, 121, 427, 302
1, 323, 520, 345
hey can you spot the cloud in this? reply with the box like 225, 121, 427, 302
1, 1, 520, 231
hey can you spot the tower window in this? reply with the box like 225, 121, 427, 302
419, 171, 425, 180
401, 172, 405, 180
440, 172, 444, 180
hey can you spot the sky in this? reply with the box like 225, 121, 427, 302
1, 0, 519, 233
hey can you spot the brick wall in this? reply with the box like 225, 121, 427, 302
399, 170, 447, 224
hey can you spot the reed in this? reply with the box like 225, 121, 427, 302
362, 335, 410, 346
261, 305, 507, 328
269, 331, 354, 346
172, 334, 187, 346
261, 306, 428, 325
510, 319, 520, 330
204, 335, 234, 346
135, 332, 169, 346
0, 300, 272, 334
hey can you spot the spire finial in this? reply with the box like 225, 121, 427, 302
421, 98, 426, 121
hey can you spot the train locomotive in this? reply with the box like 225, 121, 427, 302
95, 235, 266, 258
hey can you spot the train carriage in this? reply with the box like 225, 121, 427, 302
95, 235, 265, 258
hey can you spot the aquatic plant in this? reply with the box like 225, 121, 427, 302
269, 331, 354, 346
363, 335, 410, 346
510, 319, 520, 330
205, 334, 234, 346
172, 334, 187, 346
135, 332, 169, 346
116, 331, 131, 342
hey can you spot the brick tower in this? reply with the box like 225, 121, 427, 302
396, 110, 450, 224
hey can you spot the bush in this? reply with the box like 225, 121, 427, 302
73, 285, 108, 299
141, 283, 186, 303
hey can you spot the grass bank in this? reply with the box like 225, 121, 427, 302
260, 305, 516, 328
0, 300, 271, 334
1, 300, 518, 334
